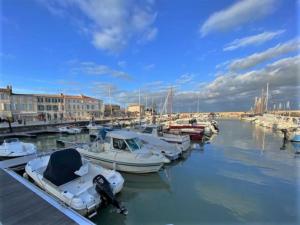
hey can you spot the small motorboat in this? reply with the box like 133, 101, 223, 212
139, 124, 191, 151
0, 138, 37, 159
290, 129, 300, 142
76, 130, 170, 173
87, 121, 103, 138
137, 134, 182, 160
25, 148, 125, 216
58, 126, 82, 134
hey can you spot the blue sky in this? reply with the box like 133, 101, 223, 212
0, 0, 299, 112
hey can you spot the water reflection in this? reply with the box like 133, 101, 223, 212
17, 120, 300, 224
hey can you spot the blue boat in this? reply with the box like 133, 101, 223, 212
291, 134, 300, 142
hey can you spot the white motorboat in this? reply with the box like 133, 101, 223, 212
0, 138, 37, 158
58, 126, 82, 134
140, 124, 190, 151
76, 130, 170, 173
25, 148, 124, 216
87, 121, 103, 137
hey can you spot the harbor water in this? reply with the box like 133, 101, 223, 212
22, 119, 300, 225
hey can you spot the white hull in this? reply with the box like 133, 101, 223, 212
0, 140, 37, 158
82, 153, 164, 173
59, 127, 82, 134
77, 146, 166, 174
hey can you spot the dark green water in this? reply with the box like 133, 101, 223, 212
24, 120, 300, 225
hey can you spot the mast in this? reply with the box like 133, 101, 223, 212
145, 95, 148, 110
265, 83, 269, 113
109, 86, 112, 118
197, 93, 200, 113
139, 88, 141, 125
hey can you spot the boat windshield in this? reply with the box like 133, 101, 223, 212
4, 138, 19, 143
126, 138, 142, 151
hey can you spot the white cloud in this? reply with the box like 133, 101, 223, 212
117, 61, 127, 68
228, 38, 300, 71
144, 64, 155, 70
224, 30, 285, 51
70, 61, 132, 80
200, 0, 275, 36
112, 56, 300, 111
38, 0, 158, 53
175, 73, 195, 85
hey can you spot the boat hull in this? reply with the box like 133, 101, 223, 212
80, 152, 164, 174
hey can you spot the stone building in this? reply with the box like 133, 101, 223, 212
0, 86, 104, 122
104, 104, 121, 117
127, 104, 145, 116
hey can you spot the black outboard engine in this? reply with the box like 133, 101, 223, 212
93, 175, 128, 215
211, 121, 219, 132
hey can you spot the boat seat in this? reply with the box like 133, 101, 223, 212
59, 172, 95, 196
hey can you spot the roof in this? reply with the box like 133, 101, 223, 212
107, 130, 138, 139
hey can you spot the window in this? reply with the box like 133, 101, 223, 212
46, 105, 52, 111
142, 127, 153, 134
126, 138, 142, 151
53, 105, 58, 111
91, 105, 94, 110
38, 105, 44, 111
113, 138, 128, 151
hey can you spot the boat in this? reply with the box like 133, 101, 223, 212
139, 124, 190, 151
0, 138, 37, 159
167, 118, 218, 140
290, 128, 300, 142
25, 148, 125, 217
58, 126, 82, 134
137, 133, 182, 160
87, 121, 103, 138
76, 130, 170, 173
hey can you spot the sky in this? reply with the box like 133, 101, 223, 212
0, 0, 299, 112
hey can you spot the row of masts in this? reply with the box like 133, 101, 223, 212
251, 83, 292, 114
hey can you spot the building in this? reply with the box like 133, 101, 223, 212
0, 85, 104, 122
104, 104, 121, 117
127, 104, 145, 116
35, 94, 64, 121
64, 95, 103, 120
0, 86, 13, 119
0, 86, 38, 122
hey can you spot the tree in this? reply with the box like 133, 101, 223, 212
0, 117, 13, 133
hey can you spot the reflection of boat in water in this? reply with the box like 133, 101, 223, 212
122, 173, 170, 191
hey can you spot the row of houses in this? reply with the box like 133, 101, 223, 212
0, 86, 104, 122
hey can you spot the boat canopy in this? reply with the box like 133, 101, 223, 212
43, 148, 82, 186
107, 130, 138, 140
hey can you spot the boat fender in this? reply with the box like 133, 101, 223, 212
93, 175, 128, 215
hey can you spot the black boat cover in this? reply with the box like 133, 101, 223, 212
43, 148, 82, 186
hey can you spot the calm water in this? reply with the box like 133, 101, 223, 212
23, 120, 300, 225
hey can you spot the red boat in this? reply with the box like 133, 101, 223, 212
167, 124, 205, 141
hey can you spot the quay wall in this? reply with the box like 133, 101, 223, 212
0, 117, 134, 134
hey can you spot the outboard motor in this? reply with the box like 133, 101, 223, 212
211, 121, 219, 132
93, 175, 128, 215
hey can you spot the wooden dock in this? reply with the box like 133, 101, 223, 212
0, 156, 95, 225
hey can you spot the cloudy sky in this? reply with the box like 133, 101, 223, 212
0, 0, 299, 112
